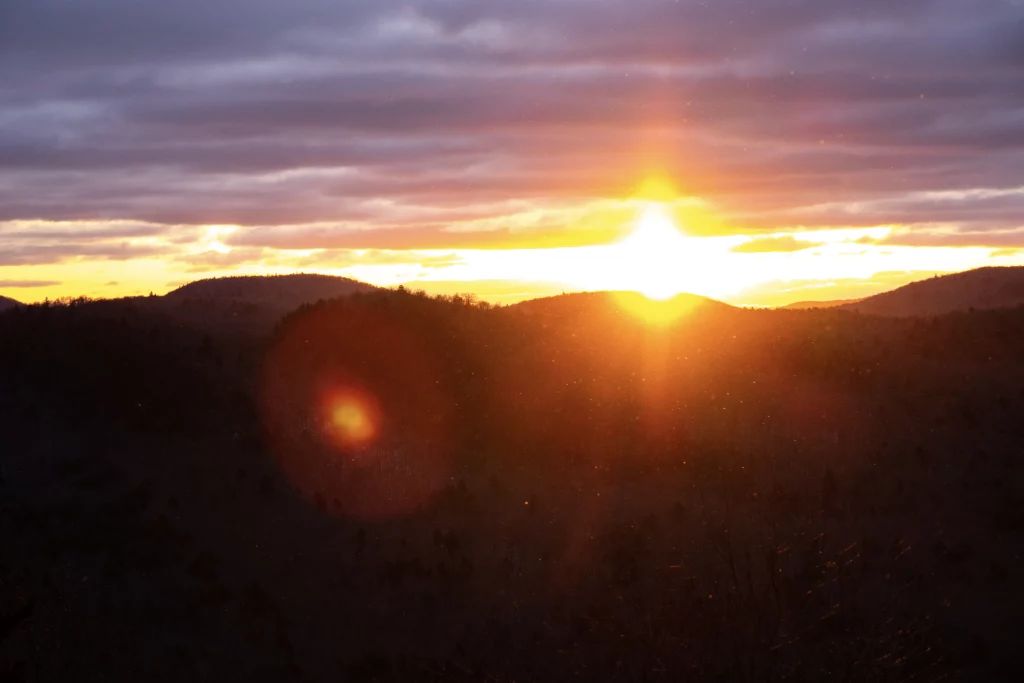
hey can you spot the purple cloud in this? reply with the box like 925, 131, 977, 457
0, 0, 1022, 259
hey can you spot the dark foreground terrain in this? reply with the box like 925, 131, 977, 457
1, 288, 1023, 681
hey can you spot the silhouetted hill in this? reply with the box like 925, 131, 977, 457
0, 294, 21, 311
844, 266, 1024, 316
782, 297, 863, 310
511, 290, 736, 319
167, 273, 376, 307
154, 274, 378, 335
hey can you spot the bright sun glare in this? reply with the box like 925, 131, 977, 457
618, 204, 689, 300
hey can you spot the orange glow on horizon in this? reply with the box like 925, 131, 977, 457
5, 177, 1024, 308
612, 291, 707, 326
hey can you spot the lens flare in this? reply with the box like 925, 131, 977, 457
259, 301, 455, 520
322, 389, 381, 449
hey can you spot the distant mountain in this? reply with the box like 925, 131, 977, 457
154, 274, 378, 335
0, 295, 22, 312
782, 298, 864, 310
511, 291, 737, 318
166, 274, 376, 307
508, 291, 742, 333
843, 267, 1024, 317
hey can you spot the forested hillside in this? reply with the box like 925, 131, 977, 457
0, 295, 21, 311
1, 290, 1022, 681
845, 266, 1024, 316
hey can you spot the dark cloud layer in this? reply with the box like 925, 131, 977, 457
1, 0, 1023, 256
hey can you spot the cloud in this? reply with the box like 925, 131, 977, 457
226, 221, 628, 251
0, 242, 167, 266
731, 236, 817, 253
292, 249, 464, 269
0, 219, 185, 266
0, 279, 61, 288
174, 247, 267, 272
1, 0, 1023, 262
0, 220, 169, 240
880, 226, 1024, 248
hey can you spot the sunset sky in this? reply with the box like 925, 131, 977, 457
2, 0, 1023, 305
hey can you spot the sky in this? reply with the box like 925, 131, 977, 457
2, 0, 1023, 305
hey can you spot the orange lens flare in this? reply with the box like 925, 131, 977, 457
323, 390, 380, 449
258, 302, 455, 521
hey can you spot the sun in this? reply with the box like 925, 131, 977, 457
617, 204, 689, 300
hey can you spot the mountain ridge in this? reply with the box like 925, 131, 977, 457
510, 290, 736, 315
166, 273, 376, 306
841, 266, 1024, 316
781, 298, 865, 310
0, 295, 22, 312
